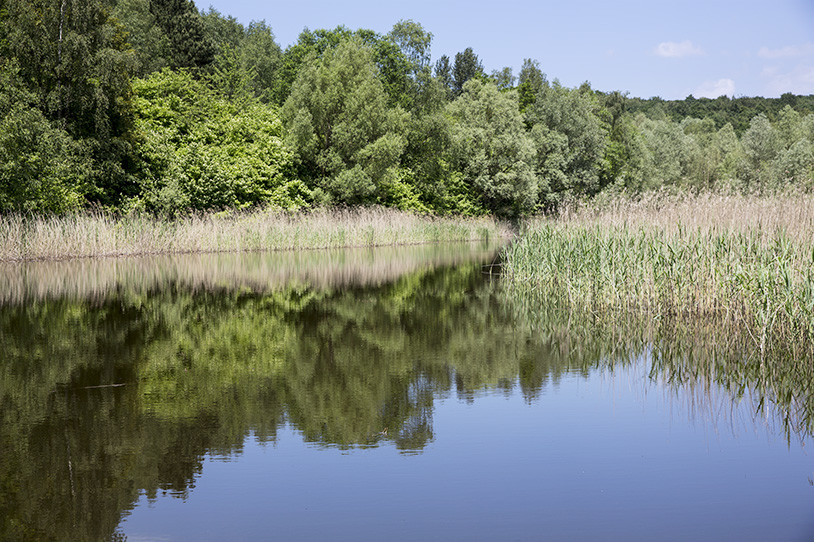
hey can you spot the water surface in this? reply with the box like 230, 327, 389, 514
1, 242, 812, 541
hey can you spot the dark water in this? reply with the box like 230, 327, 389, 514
1, 243, 813, 541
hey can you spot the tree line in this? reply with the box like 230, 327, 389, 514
1, 0, 813, 217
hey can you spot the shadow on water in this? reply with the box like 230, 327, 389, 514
1, 240, 812, 540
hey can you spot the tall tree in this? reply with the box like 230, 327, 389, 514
741, 114, 782, 166
241, 21, 283, 101
149, 0, 215, 69
775, 105, 803, 149
2, 0, 135, 138
371, 37, 413, 108
452, 47, 483, 96
281, 38, 407, 205
0, 60, 88, 212
201, 11, 282, 103
741, 113, 782, 188
1, 0, 138, 206
635, 116, 693, 187
274, 26, 351, 105
526, 81, 607, 200
201, 7, 244, 51
434, 55, 453, 96
112, 0, 172, 75
446, 79, 537, 217
386, 20, 435, 111
388, 20, 432, 75
598, 90, 632, 186
490, 67, 515, 91
517, 59, 544, 112
273, 26, 412, 108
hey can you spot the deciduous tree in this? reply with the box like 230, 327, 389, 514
388, 20, 432, 75
526, 81, 606, 200
0, 60, 88, 212
282, 39, 408, 205
446, 79, 537, 217
149, 0, 215, 69
452, 47, 483, 96
1, 0, 138, 206
517, 58, 544, 112
434, 55, 453, 97
132, 69, 300, 213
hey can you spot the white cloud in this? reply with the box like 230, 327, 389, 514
694, 78, 735, 98
762, 65, 814, 96
654, 41, 704, 58
758, 43, 814, 59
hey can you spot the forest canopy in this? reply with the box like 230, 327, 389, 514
1, 0, 813, 217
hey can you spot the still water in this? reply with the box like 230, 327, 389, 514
1, 243, 813, 541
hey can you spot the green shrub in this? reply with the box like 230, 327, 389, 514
132, 69, 302, 214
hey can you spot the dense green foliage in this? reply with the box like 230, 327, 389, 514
626, 93, 814, 135
0, 61, 89, 212
281, 38, 408, 206
149, 0, 215, 69
1, 1, 812, 217
446, 80, 536, 216
1, 0, 139, 209
130, 69, 303, 213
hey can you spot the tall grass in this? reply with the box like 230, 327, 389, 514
0, 207, 509, 262
502, 191, 814, 441
503, 192, 814, 359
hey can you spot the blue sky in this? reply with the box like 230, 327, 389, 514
199, 0, 814, 99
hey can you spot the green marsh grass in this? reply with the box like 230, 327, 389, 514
0, 207, 509, 262
504, 192, 814, 357
503, 191, 814, 440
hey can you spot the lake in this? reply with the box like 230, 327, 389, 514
1, 242, 813, 541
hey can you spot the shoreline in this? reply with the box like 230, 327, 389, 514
0, 237, 508, 264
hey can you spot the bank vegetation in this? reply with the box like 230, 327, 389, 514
503, 191, 814, 360
0, 207, 507, 262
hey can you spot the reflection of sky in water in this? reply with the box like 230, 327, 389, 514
4, 243, 814, 541
122, 365, 814, 542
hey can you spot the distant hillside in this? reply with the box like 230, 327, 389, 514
625, 93, 814, 135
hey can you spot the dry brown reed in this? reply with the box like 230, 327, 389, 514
0, 207, 509, 263
561, 190, 814, 239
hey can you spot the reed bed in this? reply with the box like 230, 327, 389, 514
0, 207, 509, 262
503, 192, 814, 358
503, 192, 814, 441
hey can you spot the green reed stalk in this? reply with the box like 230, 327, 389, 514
504, 192, 814, 359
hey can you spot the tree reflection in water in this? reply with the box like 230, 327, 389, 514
0, 242, 812, 540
